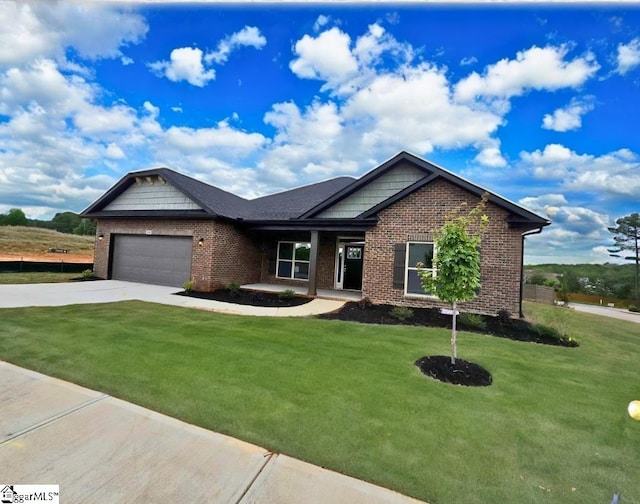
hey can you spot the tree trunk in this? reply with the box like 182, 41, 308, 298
451, 301, 457, 365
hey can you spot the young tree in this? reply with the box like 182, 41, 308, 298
418, 195, 488, 364
608, 212, 640, 302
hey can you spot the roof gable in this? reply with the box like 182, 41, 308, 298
82, 167, 250, 219
103, 175, 201, 211
301, 151, 550, 229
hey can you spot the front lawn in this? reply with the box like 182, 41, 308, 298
0, 301, 637, 504
0, 272, 82, 284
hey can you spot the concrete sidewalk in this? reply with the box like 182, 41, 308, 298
0, 361, 427, 504
0, 280, 345, 316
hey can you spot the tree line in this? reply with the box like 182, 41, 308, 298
0, 208, 96, 236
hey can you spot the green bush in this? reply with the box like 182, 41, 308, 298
390, 305, 414, 322
227, 282, 241, 298
459, 312, 487, 331
279, 289, 296, 300
629, 305, 639, 313
532, 323, 563, 339
497, 309, 512, 323
81, 269, 93, 279
182, 280, 194, 292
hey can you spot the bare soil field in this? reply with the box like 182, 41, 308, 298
0, 226, 94, 263
0, 252, 93, 263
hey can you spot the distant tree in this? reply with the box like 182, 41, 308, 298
608, 213, 640, 302
51, 212, 81, 234
0, 208, 28, 227
73, 218, 97, 236
527, 272, 547, 285
419, 195, 488, 365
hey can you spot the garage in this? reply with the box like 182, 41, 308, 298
111, 235, 193, 287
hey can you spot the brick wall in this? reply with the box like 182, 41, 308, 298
362, 179, 525, 315
94, 218, 261, 291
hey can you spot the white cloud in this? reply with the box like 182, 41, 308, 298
474, 146, 507, 167
165, 121, 267, 154
542, 97, 594, 132
106, 143, 126, 159
121, 56, 134, 66
615, 38, 640, 75
149, 47, 215, 87
520, 194, 613, 263
454, 45, 600, 102
520, 144, 640, 199
289, 28, 358, 89
460, 56, 478, 66
0, 2, 147, 66
205, 26, 266, 65
314, 15, 331, 32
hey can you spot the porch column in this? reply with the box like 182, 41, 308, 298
308, 230, 319, 296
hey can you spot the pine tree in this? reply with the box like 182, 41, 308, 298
608, 212, 640, 302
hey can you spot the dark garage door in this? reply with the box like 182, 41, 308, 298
111, 235, 193, 287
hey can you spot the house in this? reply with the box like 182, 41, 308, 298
81, 151, 550, 315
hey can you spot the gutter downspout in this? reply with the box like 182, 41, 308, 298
520, 227, 544, 318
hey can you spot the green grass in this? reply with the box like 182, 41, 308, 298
0, 272, 82, 284
0, 300, 638, 504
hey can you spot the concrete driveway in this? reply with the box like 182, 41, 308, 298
0, 280, 344, 316
568, 302, 640, 324
0, 361, 427, 503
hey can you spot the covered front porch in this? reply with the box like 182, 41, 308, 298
241, 283, 363, 302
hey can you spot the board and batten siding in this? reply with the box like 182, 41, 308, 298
104, 179, 201, 211
317, 162, 425, 218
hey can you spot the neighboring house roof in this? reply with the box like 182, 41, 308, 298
81, 151, 550, 231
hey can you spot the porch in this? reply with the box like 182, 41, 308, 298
241, 283, 362, 302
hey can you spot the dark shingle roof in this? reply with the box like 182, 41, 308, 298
81, 152, 549, 231
246, 177, 356, 219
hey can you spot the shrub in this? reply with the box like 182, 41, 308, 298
357, 297, 372, 310
81, 269, 93, 279
279, 289, 296, 301
532, 323, 563, 340
227, 282, 241, 298
629, 305, 639, 313
182, 280, 194, 292
497, 309, 512, 324
459, 312, 487, 331
390, 305, 414, 322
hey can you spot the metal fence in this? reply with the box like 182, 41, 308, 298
0, 260, 93, 274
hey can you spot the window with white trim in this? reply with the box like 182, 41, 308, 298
405, 242, 435, 296
276, 242, 311, 280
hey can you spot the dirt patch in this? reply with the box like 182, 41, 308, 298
176, 288, 312, 307
0, 252, 94, 264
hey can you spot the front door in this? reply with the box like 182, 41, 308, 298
343, 245, 364, 290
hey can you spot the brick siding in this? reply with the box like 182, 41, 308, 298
94, 219, 261, 291
362, 179, 524, 315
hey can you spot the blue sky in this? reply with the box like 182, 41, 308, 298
0, 1, 639, 264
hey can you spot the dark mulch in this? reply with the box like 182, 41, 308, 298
175, 288, 312, 307
318, 301, 578, 347
415, 355, 493, 386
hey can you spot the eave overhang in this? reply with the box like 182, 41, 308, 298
239, 217, 379, 232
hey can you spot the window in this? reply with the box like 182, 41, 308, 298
276, 242, 311, 280
405, 242, 435, 296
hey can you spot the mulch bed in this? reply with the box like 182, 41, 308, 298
176, 288, 312, 307
318, 301, 578, 348
415, 356, 493, 387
